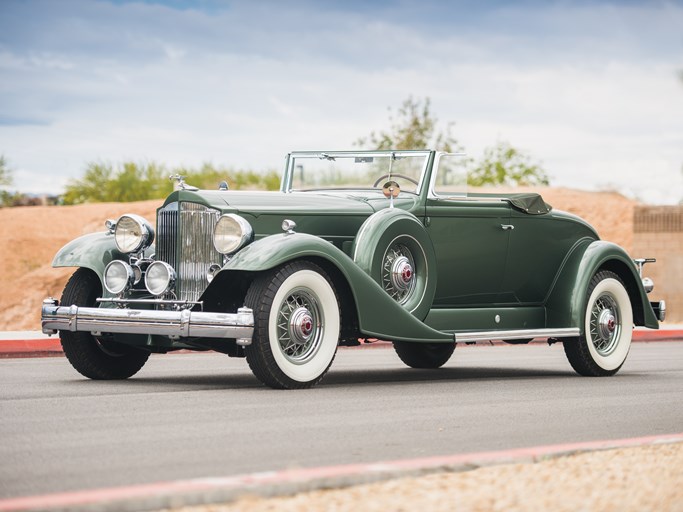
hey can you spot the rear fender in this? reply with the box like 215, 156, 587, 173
219, 233, 452, 343
546, 240, 659, 331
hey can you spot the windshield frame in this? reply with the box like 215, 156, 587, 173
281, 150, 433, 195
427, 151, 469, 199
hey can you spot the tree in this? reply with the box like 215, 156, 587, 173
63, 161, 173, 204
63, 160, 280, 204
0, 155, 12, 187
468, 141, 549, 187
355, 97, 550, 187
0, 155, 15, 207
354, 96, 462, 152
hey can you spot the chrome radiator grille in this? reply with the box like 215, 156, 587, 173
156, 202, 222, 302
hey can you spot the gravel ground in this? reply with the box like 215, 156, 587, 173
166, 443, 683, 512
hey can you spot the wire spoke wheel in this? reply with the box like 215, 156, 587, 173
381, 243, 417, 305
589, 293, 621, 356
276, 288, 324, 365
245, 261, 340, 389
563, 270, 633, 377
352, 209, 437, 320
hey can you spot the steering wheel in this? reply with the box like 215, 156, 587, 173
372, 173, 419, 187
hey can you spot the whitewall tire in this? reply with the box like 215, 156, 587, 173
245, 261, 340, 389
564, 270, 633, 376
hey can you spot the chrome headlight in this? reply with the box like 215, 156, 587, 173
103, 260, 134, 295
145, 261, 176, 296
213, 214, 253, 255
114, 214, 154, 254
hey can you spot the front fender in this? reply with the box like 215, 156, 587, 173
52, 232, 125, 280
546, 240, 659, 331
222, 233, 452, 343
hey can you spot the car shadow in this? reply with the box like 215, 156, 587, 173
323, 365, 574, 387
92, 364, 578, 392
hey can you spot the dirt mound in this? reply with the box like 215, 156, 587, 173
0, 201, 158, 330
0, 190, 638, 331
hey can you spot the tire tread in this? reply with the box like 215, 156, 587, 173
394, 341, 455, 369
60, 268, 149, 380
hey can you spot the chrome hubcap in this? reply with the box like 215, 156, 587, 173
590, 293, 621, 356
391, 256, 414, 292
290, 307, 314, 344
382, 243, 416, 305
276, 289, 323, 364
598, 309, 616, 339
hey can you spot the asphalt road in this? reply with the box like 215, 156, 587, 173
1, 342, 682, 499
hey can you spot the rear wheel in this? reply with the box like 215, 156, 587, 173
564, 270, 633, 376
394, 341, 455, 369
60, 268, 150, 380
244, 261, 340, 389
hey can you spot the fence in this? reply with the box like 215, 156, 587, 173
632, 205, 683, 323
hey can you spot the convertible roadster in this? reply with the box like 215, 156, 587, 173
41, 150, 666, 388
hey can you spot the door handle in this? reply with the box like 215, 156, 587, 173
501, 224, 515, 231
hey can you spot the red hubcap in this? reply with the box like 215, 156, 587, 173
402, 266, 412, 282
301, 317, 313, 337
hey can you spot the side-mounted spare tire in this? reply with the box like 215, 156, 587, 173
352, 208, 437, 320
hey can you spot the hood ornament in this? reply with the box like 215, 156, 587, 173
169, 174, 199, 191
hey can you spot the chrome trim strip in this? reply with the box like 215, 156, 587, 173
96, 298, 203, 308
454, 328, 580, 343
41, 299, 253, 342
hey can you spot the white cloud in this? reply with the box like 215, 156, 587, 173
0, 0, 681, 203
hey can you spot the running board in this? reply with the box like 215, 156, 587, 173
453, 328, 579, 343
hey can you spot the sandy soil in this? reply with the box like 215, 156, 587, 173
167, 443, 683, 512
0, 188, 638, 330
0, 200, 158, 330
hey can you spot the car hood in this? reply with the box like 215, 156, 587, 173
164, 189, 419, 216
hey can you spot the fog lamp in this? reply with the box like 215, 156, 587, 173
145, 261, 176, 296
104, 260, 134, 295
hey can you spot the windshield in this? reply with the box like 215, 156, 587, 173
284, 151, 430, 194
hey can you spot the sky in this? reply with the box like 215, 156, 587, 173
1, 0, 682, 204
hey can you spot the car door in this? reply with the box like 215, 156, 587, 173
425, 197, 512, 307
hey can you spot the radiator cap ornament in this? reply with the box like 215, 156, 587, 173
169, 174, 199, 191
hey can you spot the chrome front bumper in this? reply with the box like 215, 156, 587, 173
41, 298, 254, 345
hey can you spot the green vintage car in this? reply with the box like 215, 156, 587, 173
42, 150, 665, 388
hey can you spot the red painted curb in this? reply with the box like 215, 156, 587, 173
0, 338, 62, 357
1, 329, 682, 358
633, 329, 683, 341
1, 432, 682, 512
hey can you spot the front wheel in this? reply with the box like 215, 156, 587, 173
563, 270, 633, 376
60, 268, 150, 380
394, 341, 455, 369
244, 261, 340, 389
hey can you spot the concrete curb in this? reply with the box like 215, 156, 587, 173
1, 432, 682, 512
1, 328, 682, 358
